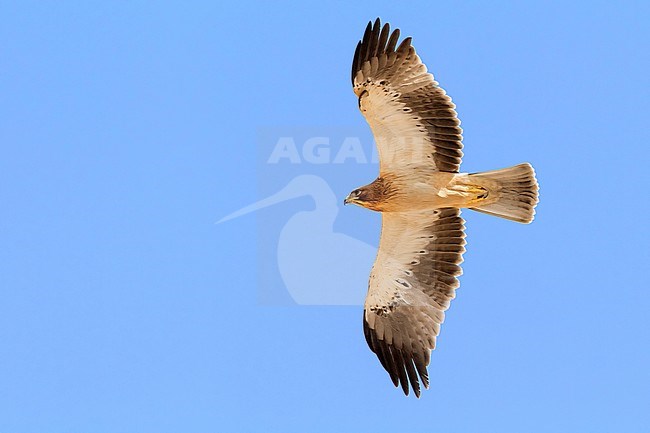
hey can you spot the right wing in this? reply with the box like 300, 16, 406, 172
363, 208, 466, 397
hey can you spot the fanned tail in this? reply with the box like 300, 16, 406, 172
469, 163, 539, 224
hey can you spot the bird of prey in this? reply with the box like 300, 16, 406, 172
345, 18, 539, 397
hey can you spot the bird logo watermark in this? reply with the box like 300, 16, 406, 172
218, 127, 379, 305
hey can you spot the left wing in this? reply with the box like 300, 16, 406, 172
364, 208, 466, 397
351, 18, 463, 174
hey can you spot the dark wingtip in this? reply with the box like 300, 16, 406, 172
352, 18, 406, 86
363, 20, 372, 44
363, 310, 431, 398
351, 41, 361, 84
396, 36, 412, 53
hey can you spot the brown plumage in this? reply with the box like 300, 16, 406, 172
346, 18, 539, 397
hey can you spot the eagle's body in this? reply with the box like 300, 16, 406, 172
351, 171, 492, 212
346, 19, 539, 397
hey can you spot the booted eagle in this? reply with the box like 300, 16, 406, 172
346, 18, 539, 397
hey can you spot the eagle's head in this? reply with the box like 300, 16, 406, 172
344, 187, 372, 207
344, 178, 394, 211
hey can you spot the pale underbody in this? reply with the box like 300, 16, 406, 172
356, 170, 498, 212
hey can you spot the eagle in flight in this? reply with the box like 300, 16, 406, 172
346, 18, 539, 397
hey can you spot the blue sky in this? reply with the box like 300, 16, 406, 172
1, 1, 649, 432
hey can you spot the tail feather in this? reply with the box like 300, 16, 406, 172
469, 163, 539, 224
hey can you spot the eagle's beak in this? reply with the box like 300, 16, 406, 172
344, 195, 352, 205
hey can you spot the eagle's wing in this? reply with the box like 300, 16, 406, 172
364, 208, 466, 397
352, 18, 463, 174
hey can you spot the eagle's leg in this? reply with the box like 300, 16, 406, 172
438, 184, 489, 207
